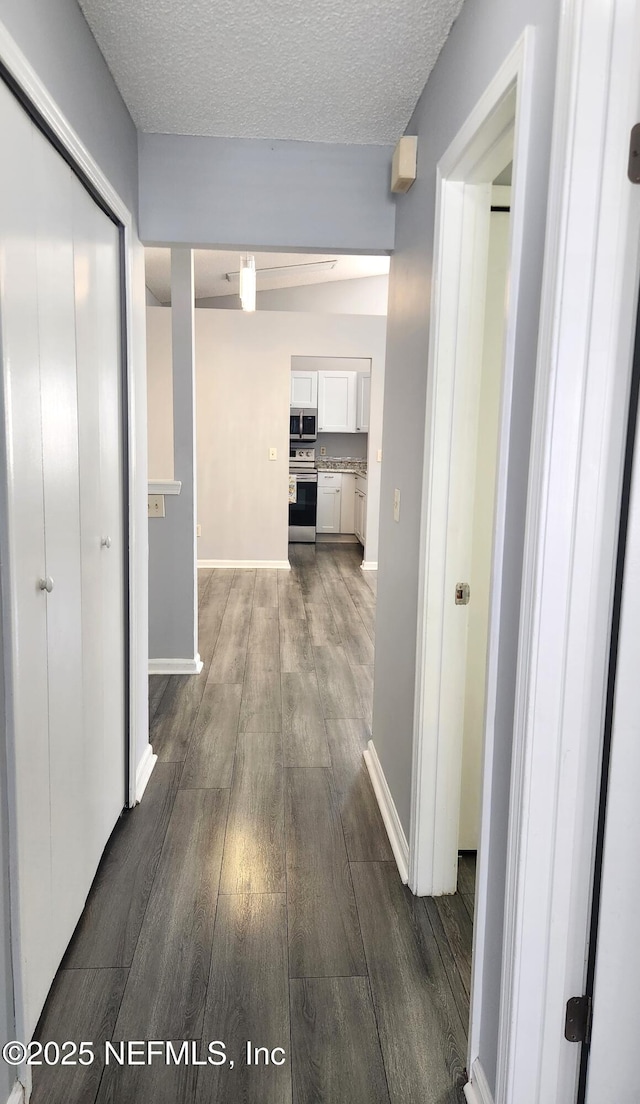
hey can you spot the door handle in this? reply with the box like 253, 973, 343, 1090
101, 536, 112, 548
38, 576, 54, 593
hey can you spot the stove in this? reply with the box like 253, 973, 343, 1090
289, 448, 317, 543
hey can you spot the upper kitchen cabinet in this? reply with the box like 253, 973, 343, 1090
318, 371, 358, 433
356, 372, 371, 432
290, 370, 318, 409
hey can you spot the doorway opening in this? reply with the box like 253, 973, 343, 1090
408, 31, 535, 1081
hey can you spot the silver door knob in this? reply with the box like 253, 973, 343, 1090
38, 576, 54, 593
101, 536, 112, 549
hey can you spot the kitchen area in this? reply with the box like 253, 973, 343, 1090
289, 356, 372, 554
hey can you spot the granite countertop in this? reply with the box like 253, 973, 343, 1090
315, 457, 367, 475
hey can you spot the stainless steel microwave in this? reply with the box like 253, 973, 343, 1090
290, 408, 317, 441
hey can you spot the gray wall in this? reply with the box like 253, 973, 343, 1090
197, 275, 389, 315
371, 0, 560, 1092
0, 589, 14, 1101
0, 0, 147, 1079
139, 134, 396, 252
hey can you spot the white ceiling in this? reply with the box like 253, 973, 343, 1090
77, 0, 464, 145
145, 250, 391, 304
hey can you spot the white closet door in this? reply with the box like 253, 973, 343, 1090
0, 82, 52, 1035
34, 123, 88, 979
91, 196, 125, 835
0, 78, 126, 1039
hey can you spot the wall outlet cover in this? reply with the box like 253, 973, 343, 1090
148, 494, 165, 518
320, 446, 327, 455
196, 524, 202, 537
269, 447, 277, 460
377, 448, 383, 462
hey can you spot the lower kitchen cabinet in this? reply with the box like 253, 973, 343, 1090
354, 474, 367, 545
317, 472, 343, 534
340, 473, 356, 533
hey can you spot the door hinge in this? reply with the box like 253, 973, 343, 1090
628, 123, 640, 183
564, 995, 592, 1044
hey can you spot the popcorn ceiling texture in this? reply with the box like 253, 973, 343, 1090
77, 0, 464, 144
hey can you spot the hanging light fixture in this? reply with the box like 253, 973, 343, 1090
238, 253, 256, 312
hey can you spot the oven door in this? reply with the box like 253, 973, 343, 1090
289, 473, 317, 542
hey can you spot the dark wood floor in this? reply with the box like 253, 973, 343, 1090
31, 544, 474, 1104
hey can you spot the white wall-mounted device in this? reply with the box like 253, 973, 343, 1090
391, 136, 418, 194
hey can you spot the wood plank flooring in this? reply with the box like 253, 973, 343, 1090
31, 545, 474, 1104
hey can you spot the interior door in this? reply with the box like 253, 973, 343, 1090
0, 77, 126, 1038
581, 309, 640, 1104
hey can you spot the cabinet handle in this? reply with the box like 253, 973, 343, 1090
38, 576, 54, 593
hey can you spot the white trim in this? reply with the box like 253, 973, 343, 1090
148, 654, 203, 675
0, 16, 145, 1056
5, 1083, 24, 1104
497, 2, 640, 1102
197, 559, 291, 569
148, 479, 181, 495
463, 1060, 495, 1104
361, 560, 378, 570
363, 740, 409, 883
410, 28, 534, 900
134, 745, 158, 804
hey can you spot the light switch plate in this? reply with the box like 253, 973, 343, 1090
148, 494, 165, 518
377, 448, 383, 462
196, 524, 202, 537
269, 447, 277, 460
393, 488, 401, 523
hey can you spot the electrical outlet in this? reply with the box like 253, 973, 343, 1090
269, 447, 277, 461
377, 448, 383, 462
196, 524, 202, 537
148, 494, 165, 518
320, 446, 327, 456
393, 488, 401, 523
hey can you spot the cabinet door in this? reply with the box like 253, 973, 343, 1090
318, 371, 357, 432
290, 370, 318, 408
340, 473, 356, 533
317, 487, 342, 533
356, 373, 371, 432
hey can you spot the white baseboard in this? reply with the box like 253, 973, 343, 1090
197, 559, 290, 569
6, 1081, 25, 1104
464, 1060, 495, 1104
135, 744, 158, 803
148, 654, 204, 675
361, 560, 378, 570
363, 739, 409, 883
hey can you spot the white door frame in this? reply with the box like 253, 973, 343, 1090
0, 16, 143, 1072
410, 29, 535, 900
494, 1, 640, 1102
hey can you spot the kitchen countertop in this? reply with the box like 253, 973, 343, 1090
315, 457, 367, 475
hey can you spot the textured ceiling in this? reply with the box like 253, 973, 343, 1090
77, 0, 464, 144
145, 250, 390, 304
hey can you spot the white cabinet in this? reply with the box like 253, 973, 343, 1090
318, 370, 358, 433
290, 370, 318, 409
340, 473, 356, 533
356, 372, 371, 432
317, 472, 343, 533
354, 474, 368, 546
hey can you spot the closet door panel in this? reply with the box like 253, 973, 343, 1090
73, 184, 107, 872
0, 85, 52, 1036
94, 204, 125, 827
34, 137, 87, 968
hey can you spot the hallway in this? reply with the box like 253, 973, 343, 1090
31, 546, 472, 1104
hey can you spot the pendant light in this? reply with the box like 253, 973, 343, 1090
239, 254, 256, 312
